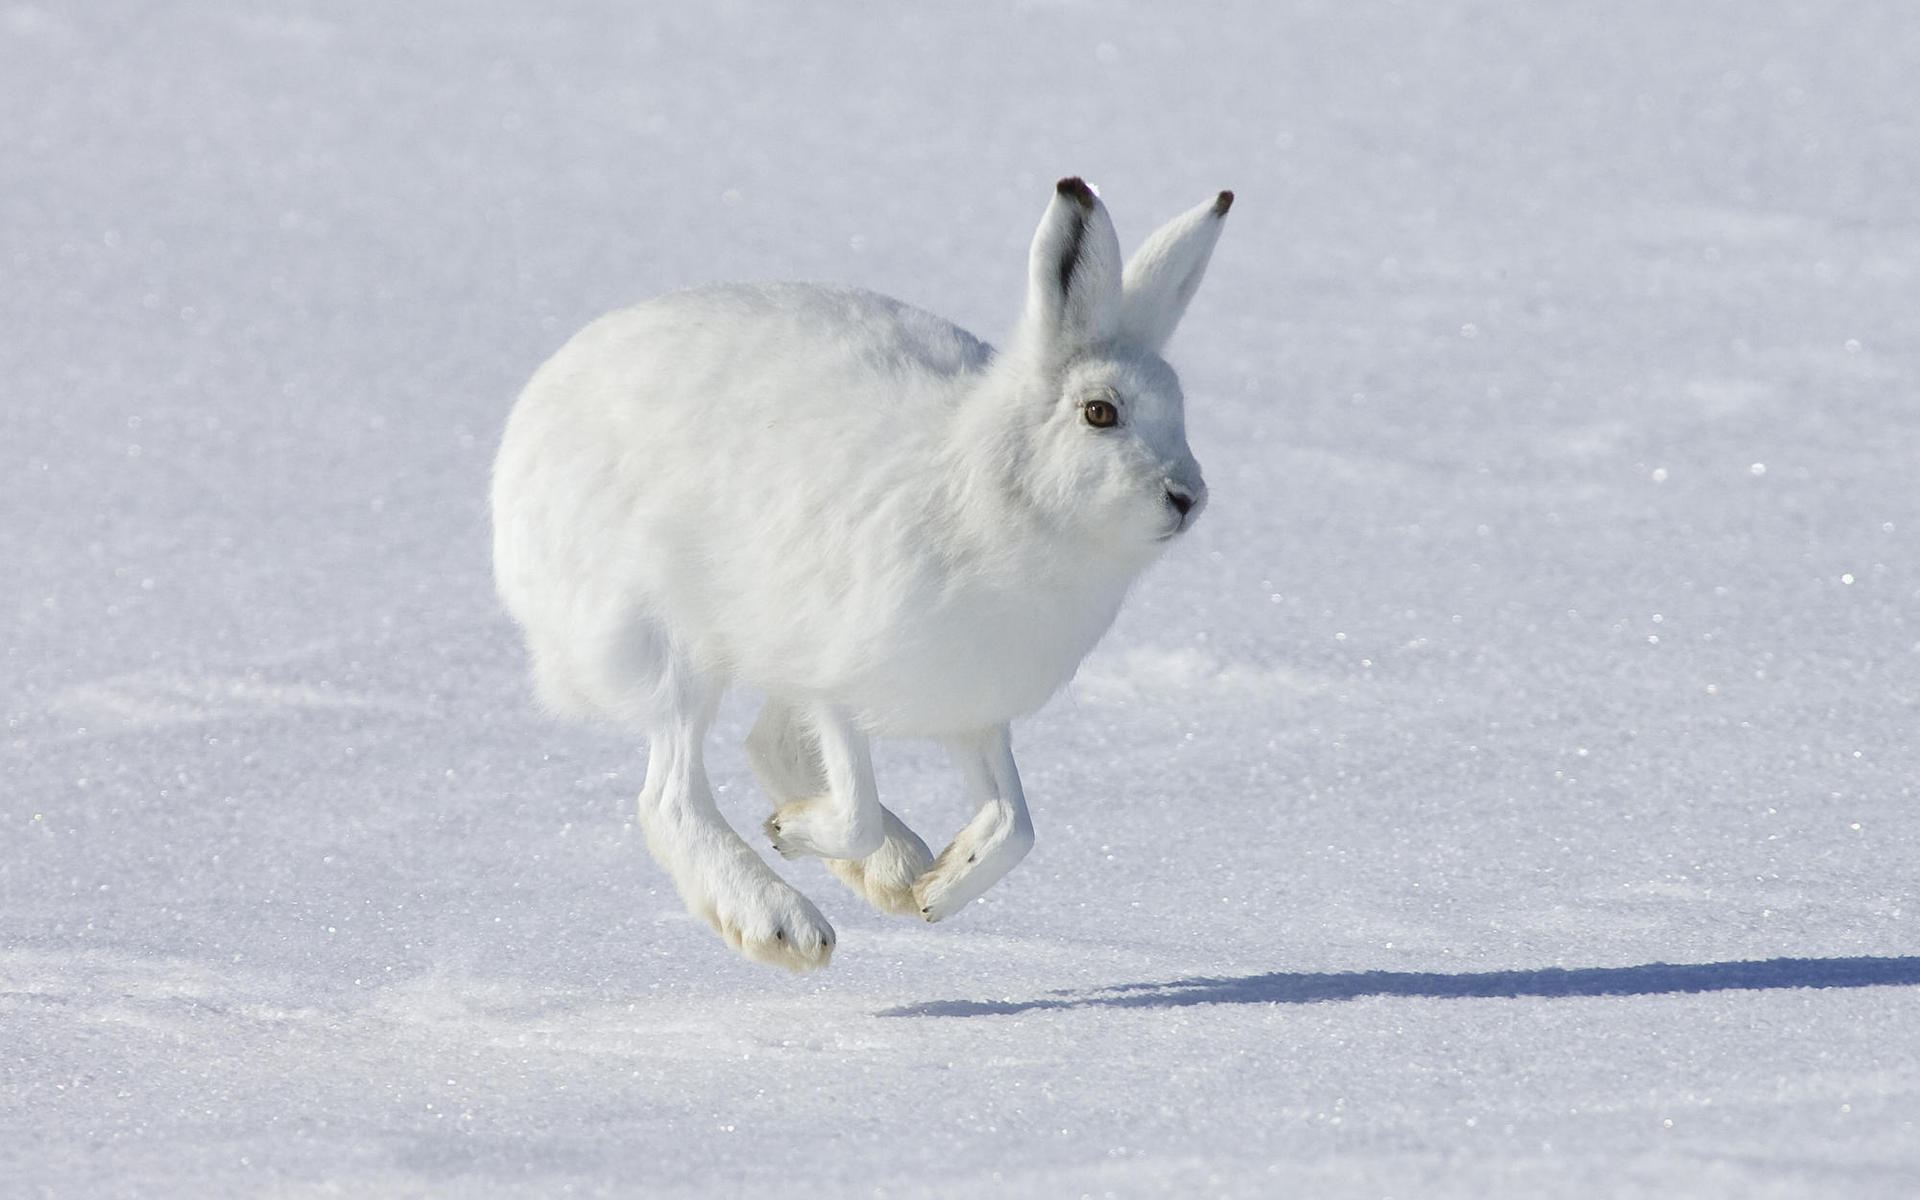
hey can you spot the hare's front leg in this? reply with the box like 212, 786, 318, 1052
913, 724, 1035, 922
638, 708, 835, 971
759, 703, 886, 861
748, 700, 934, 917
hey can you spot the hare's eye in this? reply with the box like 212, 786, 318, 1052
1081, 397, 1120, 429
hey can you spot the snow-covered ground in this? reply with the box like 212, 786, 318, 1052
6, 2, 1918, 1195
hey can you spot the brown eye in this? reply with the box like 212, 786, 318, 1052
1082, 397, 1119, 428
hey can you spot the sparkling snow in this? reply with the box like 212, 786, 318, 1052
4, 2, 1917, 1196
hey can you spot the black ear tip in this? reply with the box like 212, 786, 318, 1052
1056, 177, 1097, 210
1213, 190, 1234, 216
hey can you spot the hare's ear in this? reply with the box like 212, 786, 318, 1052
1019, 177, 1124, 356
1117, 190, 1233, 353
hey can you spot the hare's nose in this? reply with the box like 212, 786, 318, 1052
1165, 486, 1196, 517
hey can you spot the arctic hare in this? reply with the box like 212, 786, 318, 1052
492, 178, 1230, 970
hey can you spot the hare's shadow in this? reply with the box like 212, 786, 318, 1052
878, 955, 1920, 1018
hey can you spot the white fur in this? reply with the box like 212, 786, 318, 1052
491, 179, 1231, 970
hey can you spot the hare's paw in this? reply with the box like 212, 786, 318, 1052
664, 839, 837, 970
763, 797, 883, 862
715, 902, 836, 973
911, 848, 982, 923
912, 818, 1035, 923
823, 815, 936, 917
692, 876, 837, 972
761, 804, 811, 860
643, 805, 837, 970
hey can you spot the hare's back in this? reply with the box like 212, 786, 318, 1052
492, 282, 990, 705
509, 280, 986, 503
682, 282, 991, 381
576, 282, 986, 420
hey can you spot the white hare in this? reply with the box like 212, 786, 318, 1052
491, 178, 1231, 970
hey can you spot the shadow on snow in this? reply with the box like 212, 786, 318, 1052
878, 955, 1920, 1018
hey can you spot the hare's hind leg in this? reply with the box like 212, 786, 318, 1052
913, 724, 1035, 922
637, 681, 836, 971
747, 699, 935, 917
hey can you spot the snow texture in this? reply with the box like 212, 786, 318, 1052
4, 2, 1918, 1196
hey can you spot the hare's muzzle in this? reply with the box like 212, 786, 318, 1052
1162, 482, 1205, 538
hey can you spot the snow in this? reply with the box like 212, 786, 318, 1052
4, 1, 1918, 1195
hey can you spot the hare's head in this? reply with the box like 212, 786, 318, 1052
996, 179, 1230, 558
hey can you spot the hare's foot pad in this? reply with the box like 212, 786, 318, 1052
824, 818, 936, 917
